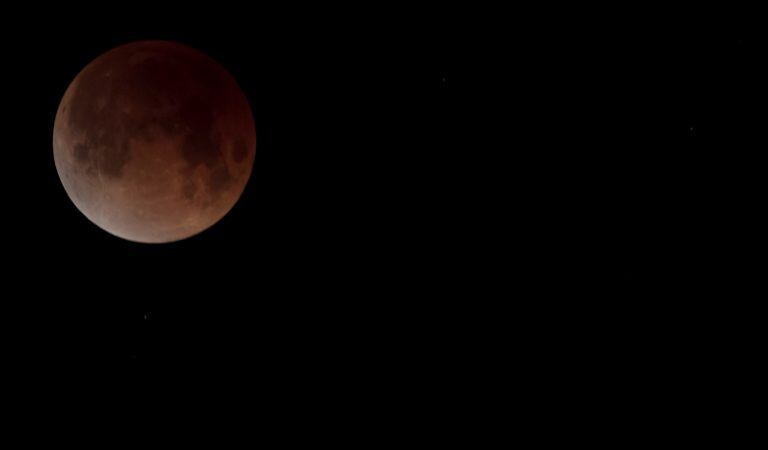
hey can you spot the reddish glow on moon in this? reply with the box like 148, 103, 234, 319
53, 41, 256, 243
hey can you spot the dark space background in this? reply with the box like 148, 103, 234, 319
562, 23, 765, 428
0, 6, 762, 437
606, 29, 764, 326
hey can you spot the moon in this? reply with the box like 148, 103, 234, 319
53, 41, 256, 243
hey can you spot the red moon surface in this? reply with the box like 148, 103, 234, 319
53, 41, 256, 243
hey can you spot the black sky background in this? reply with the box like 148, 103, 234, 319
0, 7, 764, 435
576, 24, 765, 414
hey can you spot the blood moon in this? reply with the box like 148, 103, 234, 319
53, 41, 256, 243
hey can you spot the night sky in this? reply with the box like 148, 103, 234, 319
2, 8, 760, 434
577, 26, 763, 419
612, 30, 762, 292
